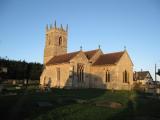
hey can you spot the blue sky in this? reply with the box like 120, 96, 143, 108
0, 0, 160, 80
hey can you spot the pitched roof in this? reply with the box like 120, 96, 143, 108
93, 51, 124, 65
46, 51, 80, 65
134, 71, 152, 80
84, 49, 99, 60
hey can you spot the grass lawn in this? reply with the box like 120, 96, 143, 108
0, 88, 160, 120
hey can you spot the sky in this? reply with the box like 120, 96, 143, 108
0, 0, 160, 80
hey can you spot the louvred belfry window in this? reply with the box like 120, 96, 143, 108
59, 36, 62, 46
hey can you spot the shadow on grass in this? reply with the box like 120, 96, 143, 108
107, 92, 160, 120
2, 88, 160, 120
33, 91, 160, 120
0, 72, 108, 120
0, 88, 106, 120
33, 90, 132, 120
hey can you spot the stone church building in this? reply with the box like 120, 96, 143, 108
40, 22, 134, 90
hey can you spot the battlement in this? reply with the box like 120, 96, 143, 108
46, 21, 68, 33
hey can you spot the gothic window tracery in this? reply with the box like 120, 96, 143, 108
77, 63, 84, 83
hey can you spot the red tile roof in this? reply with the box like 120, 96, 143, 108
84, 49, 99, 59
93, 51, 124, 65
46, 50, 124, 66
46, 49, 99, 65
46, 51, 80, 65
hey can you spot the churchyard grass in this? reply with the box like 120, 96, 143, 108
0, 88, 160, 120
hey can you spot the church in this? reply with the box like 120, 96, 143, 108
40, 22, 134, 90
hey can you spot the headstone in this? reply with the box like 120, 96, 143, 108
24, 79, 27, 85
15, 86, 21, 90
37, 102, 53, 107
156, 88, 160, 94
12, 80, 16, 85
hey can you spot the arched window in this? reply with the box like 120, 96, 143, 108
123, 70, 129, 83
77, 63, 84, 83
105, 70, 111, 82
59, 36, 62, 46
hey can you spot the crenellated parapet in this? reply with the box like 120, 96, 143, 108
46, 20, 68, 33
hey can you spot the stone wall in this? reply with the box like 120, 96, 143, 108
40, 51, 134, 90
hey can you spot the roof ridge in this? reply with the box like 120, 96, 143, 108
84, 49, 99, 53
102, 51, 124, 55
53, 51, 80, 57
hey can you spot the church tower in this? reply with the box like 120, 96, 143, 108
44, 21, 68, 64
